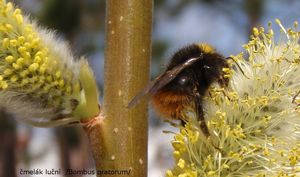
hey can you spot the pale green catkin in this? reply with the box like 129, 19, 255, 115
0, 0, 99, 127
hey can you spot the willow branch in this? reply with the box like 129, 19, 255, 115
100, 0, 153, 176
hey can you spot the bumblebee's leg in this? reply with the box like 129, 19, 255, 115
195, 97, 223, 152
208, 91, 213, 99
195, 99, 210, 137
292, 91, 300, 110
292, 90, 300, 104
221, 90, 232, 101
180, 119, 186, 127
226, 57, 250, 79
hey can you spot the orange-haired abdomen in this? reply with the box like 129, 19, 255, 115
151, 90, 191, 119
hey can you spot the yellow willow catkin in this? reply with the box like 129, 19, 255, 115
0, 0, 99, 127
167, 20, 300, 177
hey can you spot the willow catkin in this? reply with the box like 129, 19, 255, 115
0, 0, 99, 127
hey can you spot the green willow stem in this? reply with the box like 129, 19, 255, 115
100, 0, 152, 176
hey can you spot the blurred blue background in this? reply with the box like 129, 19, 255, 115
1, 0, 300, 177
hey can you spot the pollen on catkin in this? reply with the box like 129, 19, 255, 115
167, 20, 300, 177
0, 0, 99, 127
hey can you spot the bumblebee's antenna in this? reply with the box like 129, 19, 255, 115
226, 57, 250, 79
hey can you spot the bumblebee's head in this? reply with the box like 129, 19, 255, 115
163, 43, 229, 95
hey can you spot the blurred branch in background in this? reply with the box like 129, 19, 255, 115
54, 127, 92, 177
0, 110, 17, 177
36, 0, 106, 54
39, 0, 80, 40
244, 0, 264, 36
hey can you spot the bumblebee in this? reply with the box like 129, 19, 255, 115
128, 44, 230, 137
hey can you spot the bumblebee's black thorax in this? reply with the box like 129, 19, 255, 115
164, 44, 228, 96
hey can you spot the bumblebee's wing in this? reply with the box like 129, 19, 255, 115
127, 56, 202, 108
127, 73, 164, 108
